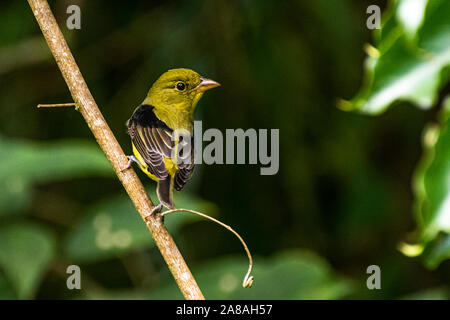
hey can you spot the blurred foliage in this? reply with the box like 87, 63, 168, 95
346, 0, 450, 114
0, 0, 449, 300
400, 286, 449, 300
65, 191, 216, 263
414, 97, 450, 268
0, 224, 55, 299
0, 135, 113, 215
347, 0, 450, 270
83, 250, 355, 299
147, 250, 355, 300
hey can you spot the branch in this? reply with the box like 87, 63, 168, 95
37, 103, 76, 108
27, 0, 204, 300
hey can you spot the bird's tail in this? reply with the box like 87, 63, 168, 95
157, 175, 174, 209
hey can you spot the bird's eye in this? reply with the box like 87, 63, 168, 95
176, 82, 186, 91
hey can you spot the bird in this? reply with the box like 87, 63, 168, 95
124, 68, 220, 215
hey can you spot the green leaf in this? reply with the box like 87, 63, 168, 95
410, 97, 450, 267
345, 0, 450, 114
346, 0, 450, 268
422, 234, 450, 269
0, 224, 56, 299
148, 250, 355, 299
0, 135, 112, 216
414, 99, 450, 239
396, 0, 428, 40
64, 191, 217, 263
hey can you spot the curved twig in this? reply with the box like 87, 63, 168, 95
160, 208, 254, 288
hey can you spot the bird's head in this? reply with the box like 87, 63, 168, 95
145, 68, 220, 112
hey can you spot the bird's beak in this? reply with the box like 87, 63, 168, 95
195, 77, 221, 92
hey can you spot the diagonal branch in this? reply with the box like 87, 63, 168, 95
27, 0, 204, 300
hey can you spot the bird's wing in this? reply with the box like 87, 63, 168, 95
127, 104, 174, 179
174, 136, 195, 191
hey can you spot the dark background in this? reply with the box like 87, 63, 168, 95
0, 0, 448, 299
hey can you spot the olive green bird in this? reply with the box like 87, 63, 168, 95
125, 68, 220, 214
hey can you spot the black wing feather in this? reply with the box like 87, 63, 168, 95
127, 104, 173, 180
127, 104, 195, 191
174, 135, 195, 191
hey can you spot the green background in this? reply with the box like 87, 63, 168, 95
0, 0, 449, 299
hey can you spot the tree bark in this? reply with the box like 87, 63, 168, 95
27, 0, 204, 300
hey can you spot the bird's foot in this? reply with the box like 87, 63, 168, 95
122, 155, 141, 172
150, 204, 163, 215
145, 204, 163, 223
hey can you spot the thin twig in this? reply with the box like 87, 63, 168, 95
37, 102, 76, 108
160, 209, 254, 288
28, 0, 204, 300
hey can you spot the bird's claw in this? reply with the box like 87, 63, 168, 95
145, 204, 163, 223
121, 155, 141, 172
150, 204, 163, 215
